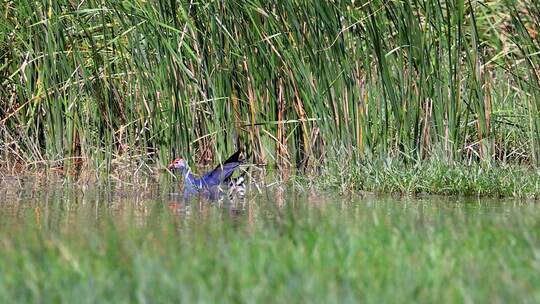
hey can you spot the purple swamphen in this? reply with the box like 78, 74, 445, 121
168, 150, 246, 200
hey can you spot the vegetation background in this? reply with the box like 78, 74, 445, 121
1, 0, 539, 181
1, 2, 540, 302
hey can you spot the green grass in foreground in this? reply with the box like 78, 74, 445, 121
0, 192, 539, 303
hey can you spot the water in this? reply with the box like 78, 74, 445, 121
0, 182, 539, 303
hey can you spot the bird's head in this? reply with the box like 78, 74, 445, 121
168, 158, 188, 171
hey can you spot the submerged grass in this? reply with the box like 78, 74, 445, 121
0, 192, 539, 303
1, 0, 540, 176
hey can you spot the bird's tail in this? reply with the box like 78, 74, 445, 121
228, 171, 247, 200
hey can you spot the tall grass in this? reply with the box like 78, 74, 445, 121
1, 0, 539, 175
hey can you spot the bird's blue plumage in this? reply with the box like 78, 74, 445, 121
169, 150, 245, 200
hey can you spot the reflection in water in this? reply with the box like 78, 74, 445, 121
0, 181, 538, 235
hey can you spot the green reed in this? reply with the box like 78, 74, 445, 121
1, 0, 539, 174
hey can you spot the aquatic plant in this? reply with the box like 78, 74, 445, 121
1, 0, 539, 175
0, 188, 538, 302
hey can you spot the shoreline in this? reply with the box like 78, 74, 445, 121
2, 160, 540, 199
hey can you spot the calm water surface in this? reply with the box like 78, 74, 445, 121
1, 181, 537, 231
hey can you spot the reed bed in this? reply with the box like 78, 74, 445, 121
1, 0, 539, 176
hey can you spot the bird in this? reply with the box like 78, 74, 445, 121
168, 150, 246, 201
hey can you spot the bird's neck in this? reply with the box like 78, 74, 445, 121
181, 167, 195, 183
